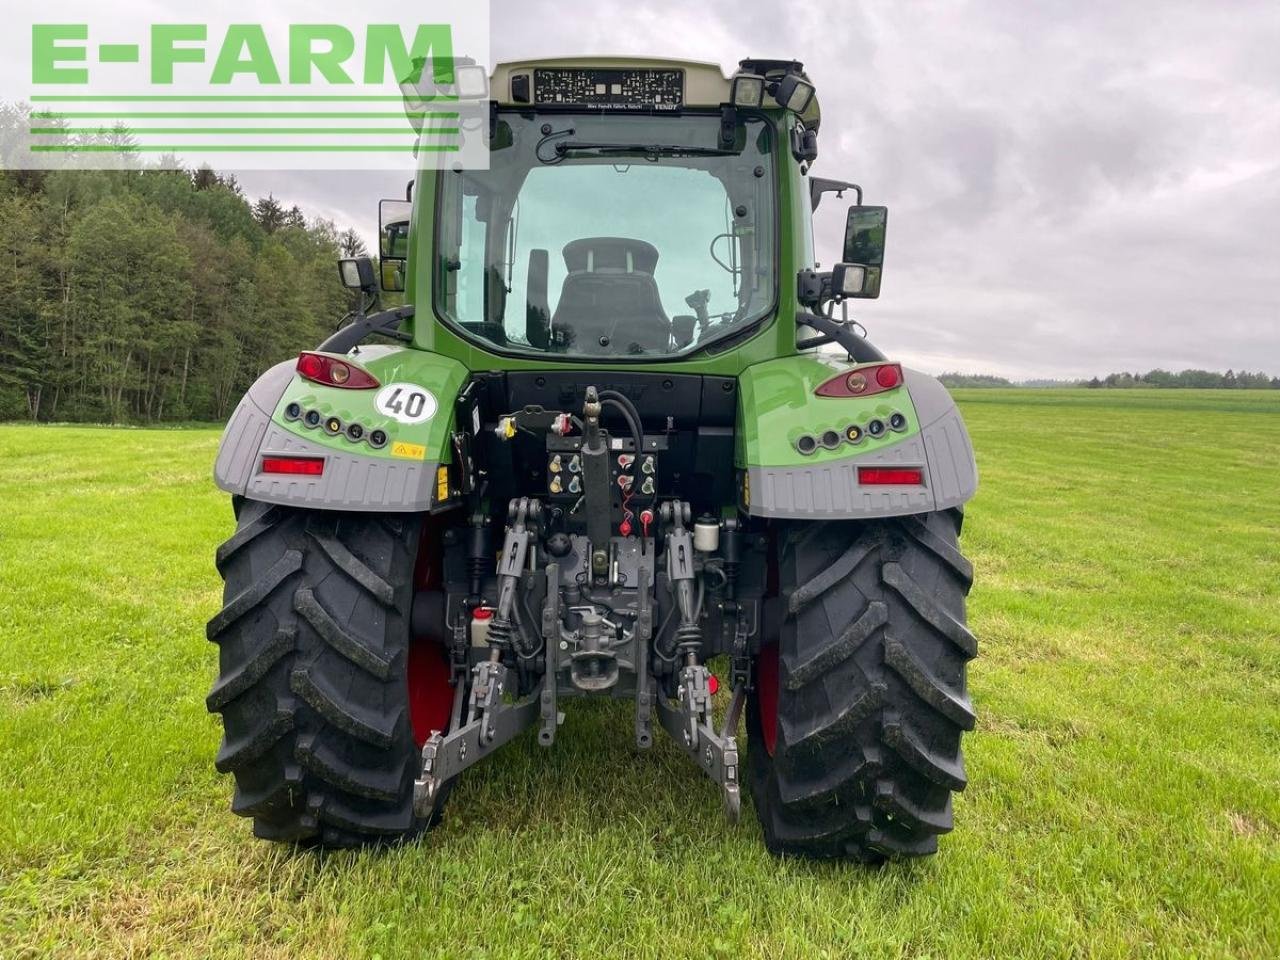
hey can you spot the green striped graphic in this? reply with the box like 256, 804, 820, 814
32, 112, 457, 120
30, 95, 459, 102
30, 128, 456, 136
31, 144, 459, 153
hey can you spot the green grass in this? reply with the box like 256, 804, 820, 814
1, 389, 1278, 959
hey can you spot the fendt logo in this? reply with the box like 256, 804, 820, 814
1, 1, 490, 170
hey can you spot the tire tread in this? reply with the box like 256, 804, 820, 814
748, 512, 976, 861
207, 506, 436, 847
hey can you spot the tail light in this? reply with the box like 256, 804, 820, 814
858, 466, 923, 486
261, 456, 325, 476
296, 352, 380, 389
816, 362, 903, 398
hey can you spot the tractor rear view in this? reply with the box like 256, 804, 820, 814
207, 56, 979, 861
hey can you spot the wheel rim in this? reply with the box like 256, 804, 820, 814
407, 642, 452, 749
755, 524, 782, 757
757, 640, 780, 756
407, 518, 454, 749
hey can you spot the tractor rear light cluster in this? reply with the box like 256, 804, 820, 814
815, 363, 903, 399
296, 352, 380, 390
261, 456, 325, 476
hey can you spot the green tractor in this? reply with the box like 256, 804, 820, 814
208, 57, 979, 861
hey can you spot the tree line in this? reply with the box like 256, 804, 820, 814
0, 162, 369, 423
1084, 370, 1279, 389
939, 370, 1280, 389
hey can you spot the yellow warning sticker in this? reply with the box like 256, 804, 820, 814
391, 441, 427, 460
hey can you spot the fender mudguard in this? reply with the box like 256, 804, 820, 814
213, 345, 469, 512
736, 356, 977, 519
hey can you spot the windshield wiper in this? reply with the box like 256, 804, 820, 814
545, 140, 737, 163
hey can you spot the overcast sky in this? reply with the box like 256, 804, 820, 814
236, 0, 1280, 379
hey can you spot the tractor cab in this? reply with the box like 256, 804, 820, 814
363, 57, 885, 363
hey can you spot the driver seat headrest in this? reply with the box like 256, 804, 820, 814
562, 237, 660, 276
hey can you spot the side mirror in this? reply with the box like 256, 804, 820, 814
838, 205, 888, 299
379, 198, 412, 292
380, 260, 405, 293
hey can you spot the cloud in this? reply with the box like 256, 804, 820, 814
234, 0, 1280, 377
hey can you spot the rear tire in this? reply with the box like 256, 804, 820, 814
747, 510, 976, 860
206, 498, 452, 847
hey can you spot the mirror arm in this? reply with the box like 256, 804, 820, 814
318, 305, 416, 354
796, 332, 835, 350
809, 178, 863, 212
795, 311, 885, 363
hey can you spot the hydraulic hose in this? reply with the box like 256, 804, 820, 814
598, 391, 646, 505
599, 393, 643, 458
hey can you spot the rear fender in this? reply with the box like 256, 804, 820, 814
736, 356, 977, 519
213, 345, 469, 512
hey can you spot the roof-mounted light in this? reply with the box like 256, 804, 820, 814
774, 73, 816, 113
399, 56, 489, 133
730, 73, 766, 108
454, 64, 490, 100
399, 56, 489, 103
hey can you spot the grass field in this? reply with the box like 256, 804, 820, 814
1, 389, 1278, 959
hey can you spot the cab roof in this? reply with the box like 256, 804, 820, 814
489, 56, 821, 127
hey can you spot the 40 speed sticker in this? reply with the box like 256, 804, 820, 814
374, 383, 438, 425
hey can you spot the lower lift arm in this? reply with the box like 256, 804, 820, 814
652, 502, 743, 821
414, 498, 543, 817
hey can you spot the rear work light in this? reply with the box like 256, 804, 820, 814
261, 456, 325, 476
858, 466, 923, 486
296, 352, 380, 390
816, 363, 903, 398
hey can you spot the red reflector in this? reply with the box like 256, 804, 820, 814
858, 467, 923, 485
297, 353, 325, 380
261, 456, 325, 476
875, 364, 901, 389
